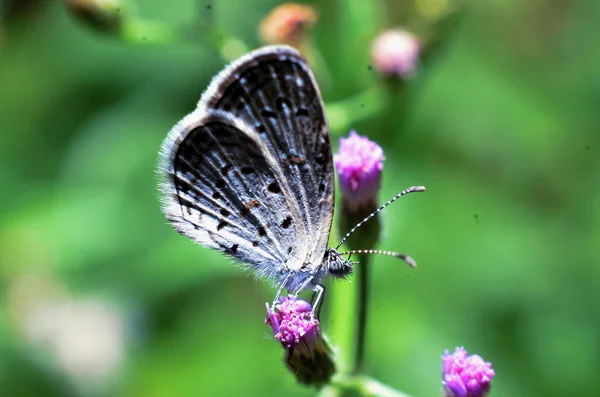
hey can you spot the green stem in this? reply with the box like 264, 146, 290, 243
117, 17, 249, 62
325, 85, 388, 134
332, 375, 416, 397
204, 29, 250, 62
354, 254, 370, 374
119, 19, 181, 44
328, 275, 357, 376
306, 42, 334, 93
318, 384, 343, 397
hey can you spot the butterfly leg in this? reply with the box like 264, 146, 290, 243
272, 273, 293, 309
294, 274, 316, 297
290, 275, 323, 317
310, 284, 325, 318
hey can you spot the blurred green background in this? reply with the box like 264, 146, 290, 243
1, 0, 599, 396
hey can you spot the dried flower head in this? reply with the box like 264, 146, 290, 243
442, 347, 496, 397
259, 3, 317, 49
266, 296, 335, 386
370, 30, 420, 79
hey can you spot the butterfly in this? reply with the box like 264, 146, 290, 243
158, 45, 424, 300
158, 45, 353, 297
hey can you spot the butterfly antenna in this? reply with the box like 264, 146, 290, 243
335, 186, 426, 250
338, 249, 417, 268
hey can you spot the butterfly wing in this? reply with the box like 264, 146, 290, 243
158, 45, 334, 289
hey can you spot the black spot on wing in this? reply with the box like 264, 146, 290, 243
296, 108, 309, 117
268, 182, 281, 194
281, 216, 292, 229
261, 109, 277, 119
221, 164, 232, 175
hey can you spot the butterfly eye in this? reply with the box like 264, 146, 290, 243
342, 262, 353, 274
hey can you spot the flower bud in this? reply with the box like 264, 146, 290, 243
334, 130, 384, 250
442, 347, 495, 397
259, 3, 317, 50
370, 30, 420, 79
266, 296, 335, 386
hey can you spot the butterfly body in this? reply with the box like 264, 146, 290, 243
158, 45, 353, 293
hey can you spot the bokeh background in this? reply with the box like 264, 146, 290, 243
1, 0, 599, 396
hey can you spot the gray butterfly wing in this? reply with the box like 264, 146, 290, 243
200, 46, 335, 267
158, 45, 334, 288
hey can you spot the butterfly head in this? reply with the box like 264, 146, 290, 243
325, 248, 354, 279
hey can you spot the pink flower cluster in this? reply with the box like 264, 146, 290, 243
442, 347, 495, 397
334, 130, 384, 211
266, 296, 319, 349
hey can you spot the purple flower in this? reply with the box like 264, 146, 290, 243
266, 296, 335, 386
442, 347, 495, 397
334, 130, 384, 212
266, 295, 319, 349
370, 30, 420, 79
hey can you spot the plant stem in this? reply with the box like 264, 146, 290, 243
331, 375, 416, 397
325, 85, 387, 134
117, 16, 249, 62
354, 254, 370, 374
119, 19, 181, 44
328, 275, 357, 376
